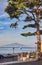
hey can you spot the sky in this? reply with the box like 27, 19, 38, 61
0, 0, 42, 47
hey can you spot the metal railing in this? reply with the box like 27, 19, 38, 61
0, 46, 36, 54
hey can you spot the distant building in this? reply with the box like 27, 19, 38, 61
41, 43, 42, 52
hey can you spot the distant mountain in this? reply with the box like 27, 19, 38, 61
2, 43, 27, 47
0, 43, 36, 54
1, 43, 35, 49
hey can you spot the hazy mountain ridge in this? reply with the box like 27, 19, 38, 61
0, 43, 36, 54
0, 43, 35, 48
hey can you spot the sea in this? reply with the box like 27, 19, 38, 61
0, 43, 37, 54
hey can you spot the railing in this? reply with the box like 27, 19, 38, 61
0, 46, 36, 54
0, 47, 37, 63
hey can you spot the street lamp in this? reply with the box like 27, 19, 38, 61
13, 47, 15, 54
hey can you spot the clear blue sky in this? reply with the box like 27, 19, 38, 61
0, 0, 42, 47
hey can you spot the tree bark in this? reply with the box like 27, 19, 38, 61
35, 7, 41, 60
36, 23, 41, 53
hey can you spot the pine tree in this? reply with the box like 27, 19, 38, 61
5, 0, 42, 60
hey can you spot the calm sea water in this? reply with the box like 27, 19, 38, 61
0, 47, 36, 54
0, 43, 37, 54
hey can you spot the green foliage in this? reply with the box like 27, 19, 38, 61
40, 16, 42, 19
21, 32, 36, 37
5, 0, 26, 18
24, 16, 33, 21
5, 0, 42, 37
5, 0, 42, 19
39, 52, 42, 57
5, 2, 18, 18
25, 1, 36, 9
40, 10, 42, 16
30, 52, 36, 57
23, 24, 36, 29
10, 22, 18, 28
12, 0, 26, 2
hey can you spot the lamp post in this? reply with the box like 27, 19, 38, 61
13, 47, 15, 54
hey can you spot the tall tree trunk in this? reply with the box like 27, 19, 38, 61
36, 24, 41, 53
36, 8, 41, 60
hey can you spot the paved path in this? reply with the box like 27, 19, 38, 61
0, 60, 42, 65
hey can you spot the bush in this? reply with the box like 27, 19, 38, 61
39, 52, 42, 57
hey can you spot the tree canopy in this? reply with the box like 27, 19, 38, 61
5, 0, 42, 36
